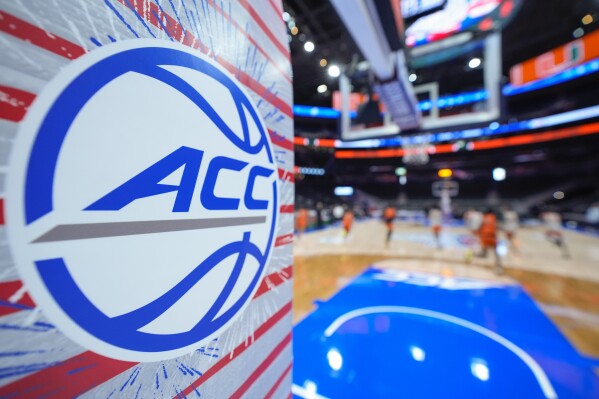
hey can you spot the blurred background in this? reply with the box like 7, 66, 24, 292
288, 0, 599, 397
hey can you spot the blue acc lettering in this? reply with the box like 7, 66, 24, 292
86, 146, 274, 212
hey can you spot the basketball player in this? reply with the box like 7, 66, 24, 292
477, 209, 503, 275
428, 206, 443, 249
296, 208, 308, 239
542, 209, 570, 258
342, 208, 354, 240
463, 208, 483, 262
502, 206, 519, 252
465, 208, 483, 234
383, 205, 397, 247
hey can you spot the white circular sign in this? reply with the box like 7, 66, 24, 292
7, 39, 279, 361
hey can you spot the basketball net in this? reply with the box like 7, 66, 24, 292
402, 135, 433, 165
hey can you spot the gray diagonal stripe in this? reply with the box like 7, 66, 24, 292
32, 216, 267, 243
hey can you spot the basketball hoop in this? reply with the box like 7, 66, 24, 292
432, 180, 459, 216
432, 180, 459, 197
402, 135, 433, 165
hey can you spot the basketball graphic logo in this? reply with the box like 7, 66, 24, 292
7, 40, 279, 361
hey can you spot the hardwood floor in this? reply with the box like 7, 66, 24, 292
508, 268, 599, 357
293, 255, 388, 323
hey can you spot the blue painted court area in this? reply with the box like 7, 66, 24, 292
293, 268, 599, 399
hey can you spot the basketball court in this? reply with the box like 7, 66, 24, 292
292, 221, 599, 398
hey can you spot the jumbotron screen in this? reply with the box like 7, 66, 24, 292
404, 0, 521, 47
401, 0, 446, 19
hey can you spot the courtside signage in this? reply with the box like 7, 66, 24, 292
7, 40, 279, 361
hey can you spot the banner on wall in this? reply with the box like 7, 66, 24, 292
0, 0, 293, 398
510, 29, 599, 87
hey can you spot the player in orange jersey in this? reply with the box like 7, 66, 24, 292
383, 206, 397, 247
342, 208, 354, 240
477, 209, 503, 274
296, 208, 308, 239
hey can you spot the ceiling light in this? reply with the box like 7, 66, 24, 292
290, 26, 298, 35
399, 176, 407, 185
317, 84, 327, 93
304, 41, 315, 52
408, 73, 417, 82
553, 191, 565, 200
573, 27, 584, 38
328, 65, 340, 77
493, 167, 506, 181
438, 168, 452, 178
320, 58, 327, 67
582, 14, 593, 25
335, 186, 354, 196
468, 58, 481, 69
282, 12, 290, 22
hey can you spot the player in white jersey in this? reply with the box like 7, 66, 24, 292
542, 210, 570, 258
465, 209, 483, 232
502, 207, 520, 252
463, 208, 483, 262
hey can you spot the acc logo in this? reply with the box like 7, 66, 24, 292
7, 40, 278, 361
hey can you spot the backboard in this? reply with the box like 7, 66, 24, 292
432, 180, 459, 197
410, 32, 503, 130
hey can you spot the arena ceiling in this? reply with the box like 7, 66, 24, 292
284, 0, 599, 106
